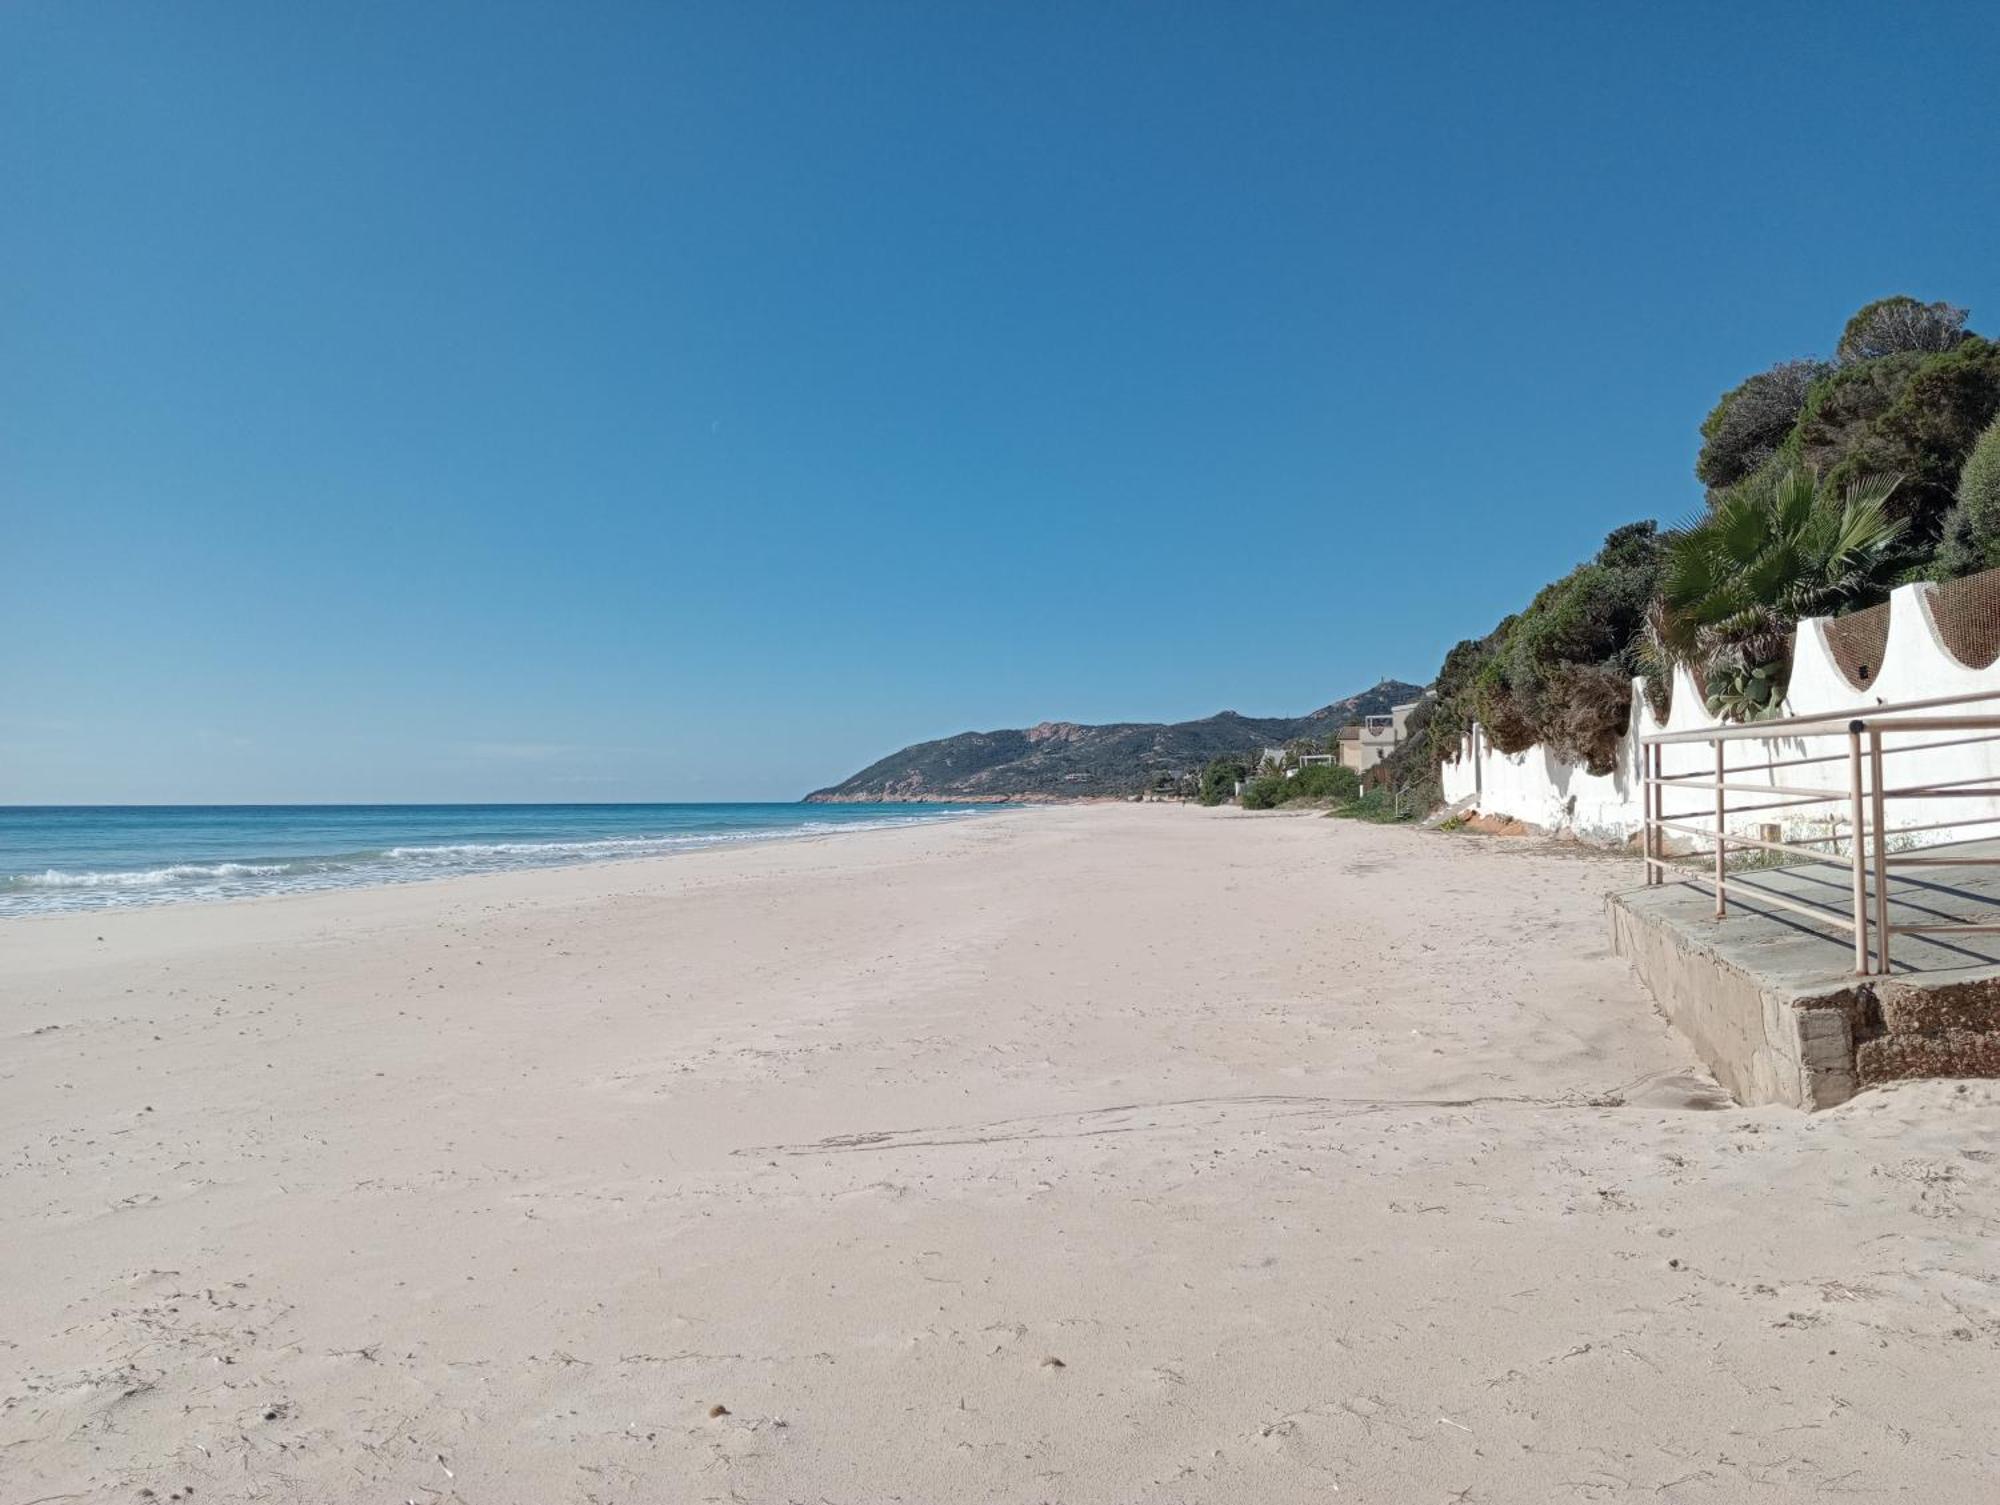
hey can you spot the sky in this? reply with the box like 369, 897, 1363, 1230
6, 2, 2000, 803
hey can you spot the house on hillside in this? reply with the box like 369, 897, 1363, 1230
1337, 699, 1424, 772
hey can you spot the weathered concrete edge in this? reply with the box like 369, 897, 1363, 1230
1607, 890, 1861, 1110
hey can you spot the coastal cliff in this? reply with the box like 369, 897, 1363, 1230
806, 680, 1425, 802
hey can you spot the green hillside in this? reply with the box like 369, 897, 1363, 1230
806, 680, 1427, 802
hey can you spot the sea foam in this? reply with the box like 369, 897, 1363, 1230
1, 804, 989, 916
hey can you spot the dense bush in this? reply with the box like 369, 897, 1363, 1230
1538, 662, 1641, 768
1470, 654, 1538, 755
1846, 338, 2000, 542
1349, 786, 1428, 822
1197, 756, 1248, 807
1291, 763, 1360, 801
1696, 359, 1826, 492
1400, 294, 1998, 822
1425, 634, 1498, 764
1836, 296, 1971, 365
1238, 762, 1360, 810
1237, 776, 1281, 810
1791, 336, 2000, 544
1932, 418, 2000, 580
1464, 522, 1661, 774
1792, 351, 1925, 481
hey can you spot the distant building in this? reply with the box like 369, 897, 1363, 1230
1337, 700, 1424, 773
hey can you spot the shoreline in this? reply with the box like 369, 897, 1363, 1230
3, 806, 1043, 965
0, 801, 1020, 926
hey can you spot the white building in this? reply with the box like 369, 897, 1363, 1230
1337, 700, 1423, 773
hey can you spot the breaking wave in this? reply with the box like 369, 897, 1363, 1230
14, 861, 300, 888
1, 805, 991, 916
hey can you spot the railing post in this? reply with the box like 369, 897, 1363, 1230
1848, 721, 1868, 975
1640, 739, 1652, 884
1869, 726, 1890, 976
1650, 741, 1665, 885
1713, 738, 1726, 917
1655, 742, 1665, 884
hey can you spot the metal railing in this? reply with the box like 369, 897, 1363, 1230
1640, 688, 2000, 975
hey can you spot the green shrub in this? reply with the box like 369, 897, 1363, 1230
1931, 418, 2000, 579
1793, 337, 2000, 545
1197, 756, 1248, 807
1696, 360, 1826, 492
1407, 293, 1995, 789
1424, 635, 1498, 765
1539, 661, 1640, 768
1836, 296, 1971, 365
1290, 763, 1361, 801
1858, 338, 2000, 541
1471, 523, 1660, 773
1237, 775, 1286, 810
1332, 784, 1424, 824
1238, 763, 1360, 810
1793, 351, 1926, 480
1471, 654, 1538, 754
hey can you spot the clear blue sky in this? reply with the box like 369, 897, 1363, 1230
6, 3, 1998, 803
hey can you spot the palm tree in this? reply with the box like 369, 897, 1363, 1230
1648, 467, 1904, 718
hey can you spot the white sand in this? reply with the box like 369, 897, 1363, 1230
4, 804, 1997, 1502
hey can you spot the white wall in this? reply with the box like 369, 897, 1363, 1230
1440, 582, 2000, 846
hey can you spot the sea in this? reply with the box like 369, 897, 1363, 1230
0, 803, 996, 918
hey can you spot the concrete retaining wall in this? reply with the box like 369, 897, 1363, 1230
1442, 581, 2000, 846
1607, 891, 1863, 1108
1610, 878, 2000, 1109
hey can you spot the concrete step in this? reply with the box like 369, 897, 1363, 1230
1610, 870, 2000, 1109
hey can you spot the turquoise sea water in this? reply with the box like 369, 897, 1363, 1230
0, 803, 995, 917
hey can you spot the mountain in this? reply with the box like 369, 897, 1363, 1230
805, 680, 1429, 802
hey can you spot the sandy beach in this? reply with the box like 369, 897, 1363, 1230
4, 804, 1997, 1503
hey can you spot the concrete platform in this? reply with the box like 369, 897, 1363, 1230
1609, 840, 2000, 1109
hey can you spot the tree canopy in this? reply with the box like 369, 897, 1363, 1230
1933, 419, 2000, 580
1835, 296, 1971, 365
1696, 360, 1826, 492
1421, 296, 1996, 782
1462, 522, 1662, 774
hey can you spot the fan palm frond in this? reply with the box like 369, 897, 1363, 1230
1651, 467, 1907, 714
